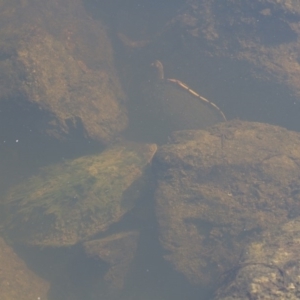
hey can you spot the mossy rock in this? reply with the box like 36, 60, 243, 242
1, 143, 157, 247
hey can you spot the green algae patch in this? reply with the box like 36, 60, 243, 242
1, 143, 157, 247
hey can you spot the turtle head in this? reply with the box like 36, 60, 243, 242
151, 60, 164, 80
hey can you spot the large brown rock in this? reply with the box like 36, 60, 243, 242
0, 0, 127, 144
214, 216, 300, 300
153, 120, 300, 287
0, 237, 49, 300
176, 0, 300, 99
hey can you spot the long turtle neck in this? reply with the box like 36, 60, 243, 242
151, 60, 164, 80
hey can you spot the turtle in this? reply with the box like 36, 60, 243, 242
0, 142, 157, 248
0, 59, 226, 247
141, 60, 226, 141
0, 59, 227, 297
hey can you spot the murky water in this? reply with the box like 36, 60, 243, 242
1, 1, 300, 300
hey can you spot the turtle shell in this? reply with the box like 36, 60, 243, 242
1, 142, 157, 247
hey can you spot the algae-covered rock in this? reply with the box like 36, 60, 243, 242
214, 216, 300, 300
0, 237, 50, 300
1, 143, 157, 247
133, 0, 300, 101
0, 0, 128, 144
153, 120, 300, 287
175, 0, 300, 100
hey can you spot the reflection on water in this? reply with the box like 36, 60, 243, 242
1, 0, 300, 300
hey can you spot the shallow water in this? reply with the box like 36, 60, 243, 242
1, 1, 300, 300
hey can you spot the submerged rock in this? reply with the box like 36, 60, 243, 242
0, 0, 128, 144
153, 120, 300, 287
0, 237, 49, 300
214, 216, 300, 300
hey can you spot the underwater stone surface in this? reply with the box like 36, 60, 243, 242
153, 120, 300, 287
214, 216, 300, 300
